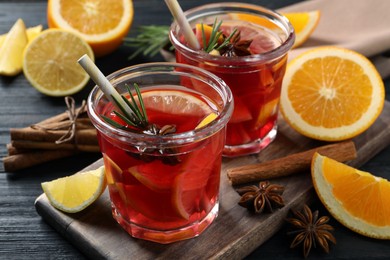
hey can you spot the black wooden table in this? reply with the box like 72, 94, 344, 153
1, 0, 390, 259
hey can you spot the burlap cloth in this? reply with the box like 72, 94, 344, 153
279, 0, 390, 79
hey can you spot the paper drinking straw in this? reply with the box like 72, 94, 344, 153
164, 0, 200, 50
77, 54, 134, 116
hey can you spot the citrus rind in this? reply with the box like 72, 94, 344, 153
41, 166, 107, 213
23, 29, 94, 96
284, 11, 320, 48
312, 153, 390, 239
280, 47, 385, 141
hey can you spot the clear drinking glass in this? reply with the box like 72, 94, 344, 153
169, 2, 295, 157
87, 62, 233, 244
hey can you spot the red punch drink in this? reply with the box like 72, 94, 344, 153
87, 63, 232, 244
169, 3, 295, 157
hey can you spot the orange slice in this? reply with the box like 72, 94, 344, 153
312, 153, 390, 239
47, 0, 134, 57
41, 166, 107, 213
141, 90, 213, 116
284, 11, 320, 48
230, 11, 320, 48
280, 46, 385, 141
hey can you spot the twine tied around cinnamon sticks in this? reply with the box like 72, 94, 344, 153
31, 96, 87, 145
3, 97, 100, 172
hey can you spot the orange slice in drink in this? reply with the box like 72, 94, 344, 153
141, 90, 213, 116
280, 46, 385, 141
254, 98, 279, 129
195, 23, 223, 49
128, 164, 175, 192
312, 153, 390, 239
102, 153, 122, 185
47, 0, 134, 57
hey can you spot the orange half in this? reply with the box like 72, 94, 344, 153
47, 0, 134, 57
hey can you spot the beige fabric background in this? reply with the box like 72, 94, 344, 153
279, 0, 390, 78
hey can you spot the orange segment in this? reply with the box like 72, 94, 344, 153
311, 153, 390, 239
280, 46, 385, 141
284, 11, 320, 48
47, 0, 134, 57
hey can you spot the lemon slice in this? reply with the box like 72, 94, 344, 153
0, 19, 28, 76
41, 166, 107, 213
23, 29, 94, 96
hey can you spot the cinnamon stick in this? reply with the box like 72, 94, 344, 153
227, 141, 357, 185
11, 140, 100, 152
10, 128, 97, 145
3, 150, 78, 172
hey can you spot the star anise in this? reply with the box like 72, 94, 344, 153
286, 204, 336, 258
236, 181, 285, 214
219, 31, 253, 57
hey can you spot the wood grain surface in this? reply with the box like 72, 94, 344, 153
34, 102, 390, 260
2, 1, 390, 259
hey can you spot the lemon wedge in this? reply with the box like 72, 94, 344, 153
196, 113, 218, 129
41, 166, 107, 213
0, 24, 42, 47
0, 19, 28, 76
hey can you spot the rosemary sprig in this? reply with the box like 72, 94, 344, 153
201, 18, 238, 53
123, 25, 172, 59
102, 83, 149, 131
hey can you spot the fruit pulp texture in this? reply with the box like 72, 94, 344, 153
98, 87, 225, 231
177, 20, 287, 146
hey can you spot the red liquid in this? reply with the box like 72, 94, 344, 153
175, 21, 288, 156
97, 87, 225, 243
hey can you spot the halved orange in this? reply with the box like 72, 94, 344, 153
284, 11, 320, 48
312, 153, 390, 239
280, 46, 385, 141
47, 0, 134, 57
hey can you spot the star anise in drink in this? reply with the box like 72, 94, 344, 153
102, 83, 181, 165
286, 204, 336, 258
219, 31, 253, 57
236, 181, 285, 214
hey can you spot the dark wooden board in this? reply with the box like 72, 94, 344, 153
35, 101, 390, 259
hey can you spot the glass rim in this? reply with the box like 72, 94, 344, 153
169, 2, 295, 65
87, 62, 233, 146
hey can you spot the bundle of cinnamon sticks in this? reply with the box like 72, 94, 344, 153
3, 97, 100, 172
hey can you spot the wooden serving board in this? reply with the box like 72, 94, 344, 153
35, 101, 390, 260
